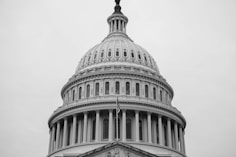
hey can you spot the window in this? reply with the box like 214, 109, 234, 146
94, 53, 97, 59
138, 54, 141, 60
164, 123, 168, 146
145, 85, 149, 98
92, 119, 96, 140
72, 90, 75, 101
139, 120, 143, 141
116, 49, 119, 56
88, 56, 91, 62
95, 83, 99, 96
108, 49, 111, 57
101, 52, 104, 58
160, 90, 162, 102
78, 87, 82, 99
136, 83, 140, 96
131, 52, 134, 58
105, 82, 109, 95
103, 119, 109, 139
124, 49, 127, 57
153, 87, 156, 100
86, 84, 90, 98
126, 82, 130, 95
126, 118, 132, 139
115, 81, 120, 94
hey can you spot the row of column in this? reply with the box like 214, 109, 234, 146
48, 110, 185, 154
109, 18, 126, 33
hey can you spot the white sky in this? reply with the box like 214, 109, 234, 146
0, 0, 236, 157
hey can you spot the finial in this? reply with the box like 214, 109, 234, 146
115, 0, 120, 5
114, 0, 122, 14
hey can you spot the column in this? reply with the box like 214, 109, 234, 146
183, 130, 186, 154
77, 119, 82, 143
63, 118, 68, 147
51, 125, 56, 152
167, 118, 172, 148
135, 111, 139, 142
179, 126, 184, 153
72, 115, 77, 144
122, 110, 126, 141
147, 112, 152, 143
174, 122, 179, 150
95, 111, 100, 142
109, 110, 113, 141
114, 19, 117, 31
83, 112, 88, 143
118, 19, 121, 31
153, 120, 157, 144
48, 129, 52, 154
56, 121, 60, 149
158, 115, 163, 145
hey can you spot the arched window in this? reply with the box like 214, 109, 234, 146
108, 49, 111, 57
145, 85, 149, 98
116, 49, 119, 56
153, 87, 156, 100
86, 84, 90, 98
78, 87, 82, 99
124, 49, 127, 57
126, 82, 130, 95
95, 83, 99, 96
105, 82, 109, 95
92, 119, 96, 140
115, 81, 120, 94
126, 118, 132, 139
101, 52, 104, 58
139, 120, 143, 141
160, 90, 162, 102
103, 119, 109, 139
72, 90, 75, 101
136, 83, 140, 96
131, 52, 134, 58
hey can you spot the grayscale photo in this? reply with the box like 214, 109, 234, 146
0, 0, 235, 157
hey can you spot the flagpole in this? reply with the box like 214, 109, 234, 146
116, 96, 118, 141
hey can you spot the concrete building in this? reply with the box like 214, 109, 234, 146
47, 1, 187, 157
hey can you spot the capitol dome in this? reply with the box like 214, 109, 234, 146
47, 1, 187, 157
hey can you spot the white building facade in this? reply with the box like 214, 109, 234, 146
47, 1, 187, 157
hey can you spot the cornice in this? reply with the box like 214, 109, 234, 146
48, 96, 186, 128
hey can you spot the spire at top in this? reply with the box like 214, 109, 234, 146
114, 0, 122, 14
106, 0, 128, 36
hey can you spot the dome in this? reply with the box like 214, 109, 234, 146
75, 3, 159, 75
47, 1, 187, 157
76, 34, 160, 75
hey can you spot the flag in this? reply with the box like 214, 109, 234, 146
116, 96, 120, 115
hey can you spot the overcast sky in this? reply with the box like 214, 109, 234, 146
0, 0, 236, 157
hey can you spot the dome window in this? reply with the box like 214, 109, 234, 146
126, 82, 130, 95
105, 82, 109, 95
101, 52, 104, 58
88, 56, 91, 62
95, 83, 99, 96
86, 84, 90, 98
131, 51, 134, 58
153, 87, 156, 100
138, 54, 141, 60
126, 118, 132, 139
136, 83, 140, 96
124, 49, 127, 57
145, 85, 149, 98
115, 81, 120, 94
116, 49, 119, 56
78, 87, 82, 99
108, 49, 111, 57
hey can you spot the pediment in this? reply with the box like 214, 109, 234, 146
70, 142, 160, 157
